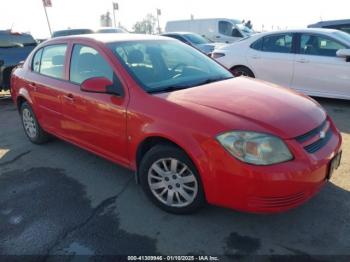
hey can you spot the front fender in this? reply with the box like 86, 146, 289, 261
129, 120, 220, 202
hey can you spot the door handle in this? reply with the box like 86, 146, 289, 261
29, 82, 37, 91
251, 55, 261, 59
296, 59, 309, 63
63, 93, 74, 102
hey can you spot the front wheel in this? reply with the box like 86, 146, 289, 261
230, 66, 255, 78
140, 145, 205, 214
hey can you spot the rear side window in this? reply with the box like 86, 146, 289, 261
70, 45, 113, 84
262, 34, 293, 53
300, 34, 346, 57
39, 44, 67, 79
32, 49, 43, 72
250, 38, 263, 50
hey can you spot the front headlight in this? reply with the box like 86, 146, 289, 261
216, 131, 293, 165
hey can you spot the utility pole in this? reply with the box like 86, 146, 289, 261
156, 8, 161, 34
42, 0, 53, 36
112, 2, 118, 28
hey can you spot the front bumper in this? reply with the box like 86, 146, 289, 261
201, 123, 342, 213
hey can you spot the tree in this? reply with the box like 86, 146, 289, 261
132, 14, 157, 34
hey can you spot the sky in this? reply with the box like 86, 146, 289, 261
1, 0, 349, 38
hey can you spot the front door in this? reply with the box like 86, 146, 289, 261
60, 43, 129, 166
291, 33, 350, 98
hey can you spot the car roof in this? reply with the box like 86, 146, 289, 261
53, 28, 93, 33
49, 33, 170, 43
162, 32, 197, 36
257, 28, 340, 36
0, 30, 32, 36
308, 19, 350, 28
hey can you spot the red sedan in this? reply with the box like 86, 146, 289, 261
10, 34, 342, 214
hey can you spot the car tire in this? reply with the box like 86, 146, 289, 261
139, 144, 205, 214
230, 66, 255, 78
20, 102, 50, 144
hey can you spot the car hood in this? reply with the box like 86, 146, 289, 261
155, 77, 326, 139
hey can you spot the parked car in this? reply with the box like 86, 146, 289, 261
96, 27, 128, 33
11, 34, 342, 214
0, 30, 37, 91
212, 28, 350, 100
165, 18, 254, 43
52, 28, 127, 38
309, 19, 350, 34
161, 32, 225, 55
52, 28, 95, 38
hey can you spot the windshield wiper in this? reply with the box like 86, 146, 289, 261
191, 76, 233, 87
148, 85, 193, 94
148, 76, 233, 94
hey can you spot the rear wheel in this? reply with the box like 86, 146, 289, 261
140, 144, 205, 214
20, 102, 50, 144
230, 66, 255, 78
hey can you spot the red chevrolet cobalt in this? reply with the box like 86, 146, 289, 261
11, 34, 342, 214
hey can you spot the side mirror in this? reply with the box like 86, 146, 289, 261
336, 49, 350, 62
80, 77, 113, 94
0, 60, 4, 67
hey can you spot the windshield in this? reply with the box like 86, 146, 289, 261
236, 24, 254, 35
109, 40, 232, 93
0, 33, 36, 48
184, 34, 211, 44
333, 31, 350, 46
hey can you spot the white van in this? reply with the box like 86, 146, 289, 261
165, 18, 254, 43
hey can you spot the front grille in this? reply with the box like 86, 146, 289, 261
248, 192, 306, 208
296, 120, 333, 154
304, 128, 332, 153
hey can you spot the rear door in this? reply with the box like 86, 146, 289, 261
60, 43, 129, 165
291, 33, 350, 98
27, 44, 68, 134
247, 33, 295, 87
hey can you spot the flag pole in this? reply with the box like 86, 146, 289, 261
113, 8, 116, 27
42, 1, 52, 37
112, 3, 118, 28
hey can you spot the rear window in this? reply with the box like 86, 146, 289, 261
184, 34, 210, 44
0, 32, 36, 48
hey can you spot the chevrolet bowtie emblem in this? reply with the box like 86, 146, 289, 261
320, 131, 326, 139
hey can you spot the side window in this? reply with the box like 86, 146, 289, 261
300, 34, 346, 57
219, 21, 233, 37
32, 49, 43, 73
232, 28, 242, 38
250, 38, 263, 51
40, 45, 67, 79
70, 45, 113, 84
262, 34, 293, 53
